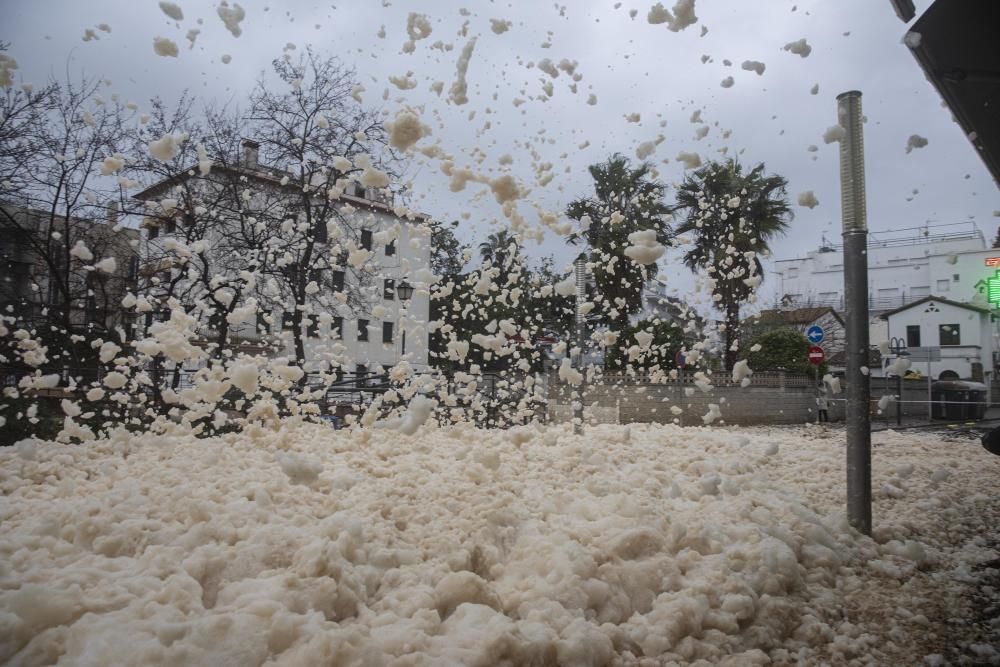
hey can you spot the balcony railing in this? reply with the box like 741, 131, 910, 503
784, 292, 947, 311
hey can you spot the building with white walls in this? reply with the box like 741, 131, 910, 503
772, 222, 1000, 352
135, 139, 431, 376
881, 296, 994, 382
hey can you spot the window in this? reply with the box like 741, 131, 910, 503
936, 279, 950, 292
385, 239, 396, 257
906, 325, 921, 348
910, 286, 930, 299
786, 267, 798, 278
164, 218, 177, 234
332, 316, 343, 339
953, 274, 960, 282
148, 226, 159, 240
358, 318, 369, 342
355, 364, 367, 387
305, 316, 319, 339
256, 311, 270, 334
314, 221, 328, 243
282, 311, 295, 330
384, 278, 395, 300
309, 268, 325, 286
361, 230, 373, 250
331, 270, 345, 292
382, 321, 394, 344
939, 323, 960, 346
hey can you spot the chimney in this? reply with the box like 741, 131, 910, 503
106, 200, 119, 226
242, 139, 259, 169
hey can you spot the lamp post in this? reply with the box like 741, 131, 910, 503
396, 280, 414, 358
838, 90, 872, 535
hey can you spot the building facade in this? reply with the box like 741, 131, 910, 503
881, 297, 993, 382
0, 203, 139, 334
134, 141, 431, 375
770, 222, 1000, 379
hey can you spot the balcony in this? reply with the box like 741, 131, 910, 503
783, 292, 943, 312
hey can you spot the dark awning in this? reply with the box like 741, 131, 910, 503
908, 0, 1000, 186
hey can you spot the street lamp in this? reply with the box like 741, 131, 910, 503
395, 280, 414, 357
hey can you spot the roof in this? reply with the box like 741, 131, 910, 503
908, 0, 1000, 186
133, 161, 431, 222
746, 307, 845, 327
879, 295, 993, 319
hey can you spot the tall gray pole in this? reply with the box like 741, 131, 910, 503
573, 255, 587, 434
838, 90, 872, 535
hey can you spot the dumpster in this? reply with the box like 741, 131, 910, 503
931, 381, 988, 420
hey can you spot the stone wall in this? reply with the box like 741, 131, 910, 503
548, 371, 829, 426
548, 371, 993, 427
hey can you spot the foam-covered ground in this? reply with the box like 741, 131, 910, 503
1, 423, 998, 666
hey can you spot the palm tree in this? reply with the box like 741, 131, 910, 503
667, 159, 790, 370
478, 229, 519, 268
566, 153, 671, 336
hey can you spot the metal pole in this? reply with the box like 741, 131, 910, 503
927, 358, 932, 422
573, 255, 587, 434
897, 373, 902, 426
838, 90, 872, 535
815, 364, 820, 424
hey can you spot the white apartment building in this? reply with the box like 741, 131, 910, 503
772, 222, 1000, 379
135, 141, 431, 376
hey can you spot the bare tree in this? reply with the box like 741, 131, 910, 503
242, 50, 405, 367
0, 69, 138, 372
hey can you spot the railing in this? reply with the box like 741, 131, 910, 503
580, 370, 818, 388
817, 223, 983, 252
783, 292, 945, 311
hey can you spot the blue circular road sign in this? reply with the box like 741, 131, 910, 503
806, 325, 825, 344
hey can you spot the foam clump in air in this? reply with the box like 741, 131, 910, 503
904, 134, 928, 154
490, 19, 512, 34
397, 396, 437, 435
69, 241, 93, 262
783, 38, 812, 58
153, 37, 179, 58
732, 359, 753, 386
159, 2, 184, 21
797, 191, 819, 208
676, 151, 701, 169
822, 125, 845, 144
99, 154, 125, 175
623, 229, 666, 265
217, 1, 246, 37
559, 357, 584, 385
385, 109, 431, 151
148, 132, 184, 161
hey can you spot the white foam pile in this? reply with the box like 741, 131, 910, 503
1, 424, 997, 665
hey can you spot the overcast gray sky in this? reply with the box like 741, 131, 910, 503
5, 0, 998, 310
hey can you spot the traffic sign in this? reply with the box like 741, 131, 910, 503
806, 325, 825, 344
807, 345, 825, 365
